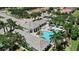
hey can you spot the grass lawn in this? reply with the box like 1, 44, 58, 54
70, 39, 78, 51
65, 38, 79, 51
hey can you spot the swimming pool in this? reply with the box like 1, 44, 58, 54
41, 31, 54, 42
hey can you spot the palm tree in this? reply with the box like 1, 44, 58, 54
64, 21, 73, 33
66, 15, 75, 25
70, 26, 79, 40
51, 31, 67, 51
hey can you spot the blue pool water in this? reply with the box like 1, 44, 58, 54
41, 31, 54, 42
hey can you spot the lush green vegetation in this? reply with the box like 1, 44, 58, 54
49, 8, 79, 51
0, 7, 79, 51
70, 39, 79, 51
0, 19, 23, 33
51, 31, 68, 51
7, 7, 42, 19
0, 19, 32, 51
7, 8, 30, 18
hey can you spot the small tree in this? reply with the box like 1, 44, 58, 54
0, 20, 7, 33
6, 19, 23, 32
72, 10, 79, 25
